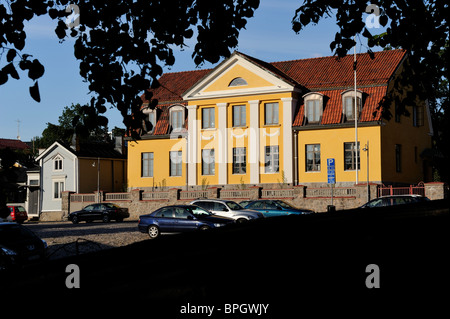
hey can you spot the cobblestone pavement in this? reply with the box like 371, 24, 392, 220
24, 221, 150, 260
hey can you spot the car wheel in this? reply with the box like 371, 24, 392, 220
236, 218, 247, 224
199, 225, 210, 231
147, 225, 160, 239
102, 214, 110, 223
72, 215, 79, 224
116, 218, 123, 222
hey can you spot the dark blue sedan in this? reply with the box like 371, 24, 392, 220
138, 205, 235, 239
242, 200, 314, 217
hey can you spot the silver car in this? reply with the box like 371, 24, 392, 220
190, 199, 264, 223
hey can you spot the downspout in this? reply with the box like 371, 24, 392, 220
293, 130, 299, 186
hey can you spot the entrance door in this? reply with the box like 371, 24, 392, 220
28, 187, 39, 217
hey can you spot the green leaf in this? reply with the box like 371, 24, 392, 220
6, 49, 16, 62
29, 81, 41, 102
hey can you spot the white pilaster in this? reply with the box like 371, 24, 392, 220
187, 105, 198, 186
217, 103, 228, 185
281, 97, 297, 184
248, 100, 260, 184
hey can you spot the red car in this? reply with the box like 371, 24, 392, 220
7, 206, 28, 224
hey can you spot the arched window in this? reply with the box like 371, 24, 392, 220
303, 92, 324, 124
228, 77, 248, 87
341, 89, 363, 122
169, 104, 186, 132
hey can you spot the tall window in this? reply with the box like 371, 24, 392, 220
233, 105, 246, 127
305, 100, 321, 123
202, 107, 215, 129
343, 97, 361, 121
305, 144, 321, 172
265, 146, 279, 173
148, 111, 156, 132
53, 181, 64, 199
202, 149, 215, 175
170, 151, 182, 177
413, 105, 424, 127
141, 152, 154, 177
264, 103, 279, 125
171, 110, 183, 131
395, 144, 402, 172
54, 156, 63, 171
232, 147, 246, 174
344, 142, 360, 170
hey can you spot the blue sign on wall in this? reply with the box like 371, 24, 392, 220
327, 158, 335, 184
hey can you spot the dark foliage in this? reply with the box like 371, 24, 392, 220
0, 0, 260, 139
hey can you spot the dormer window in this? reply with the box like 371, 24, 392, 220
169, 104, 186, 132
228, 77, 248, 87
303, 92, 324, 124
54, 155, 63, 171
142, 106, 157, 133
341, 90, 363, 122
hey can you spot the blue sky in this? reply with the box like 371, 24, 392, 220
0, 0, 382, 141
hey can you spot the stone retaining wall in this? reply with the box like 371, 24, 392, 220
39, 182, 447, 221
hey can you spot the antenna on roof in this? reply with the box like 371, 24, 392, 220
16, 119, 21, 140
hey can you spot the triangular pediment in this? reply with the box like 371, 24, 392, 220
182, 52, 298, 100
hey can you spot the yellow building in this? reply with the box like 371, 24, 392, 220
127, 50, 432, 190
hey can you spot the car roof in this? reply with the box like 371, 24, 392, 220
191, 199, 234, 203
378, 195, 425, 198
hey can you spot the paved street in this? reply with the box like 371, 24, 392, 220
24, 221, 149, 259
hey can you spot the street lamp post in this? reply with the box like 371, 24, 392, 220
363, 141, 369, 202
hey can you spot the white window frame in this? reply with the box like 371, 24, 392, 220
341, 89, 363, 122
202, 149, 215, 175
169, 104, 186, 132
264, 102, 279, 125
170, 151, 183, 177
144, 108, 157, 133
303, 92, 324, 124
264, 145, 279, 173
141, 152, 154, 177
52, 178, 65, 200
232, 105, 246, 127
53, 155, 63, 171
202, 107, 215, 129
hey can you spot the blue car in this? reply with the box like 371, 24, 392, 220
242, 200, 314, 217
138, 205, 235, 239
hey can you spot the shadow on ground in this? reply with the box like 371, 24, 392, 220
2, 199, 449, 316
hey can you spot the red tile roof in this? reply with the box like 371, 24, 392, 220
0, 138, 30, 150
141, 69, 211, 105
272, 49, 406, 89
293, 86, 387, 126
141, 49, 406, 134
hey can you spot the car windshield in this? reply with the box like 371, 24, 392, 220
0, 224, 36, 241
274, 200, 294, 209
226, 201, 243, 210
188, 206, 212, 217
104, 203, 120, 208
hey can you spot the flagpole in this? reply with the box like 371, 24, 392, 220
354, 37, 359, 185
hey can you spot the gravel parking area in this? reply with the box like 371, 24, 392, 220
24, 221, 150, 260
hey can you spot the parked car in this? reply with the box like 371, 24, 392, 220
7, 205, 28, 224
0, 222, 47, 271
68, 203, 130, 224
358, 195, 430, 208
241, 200, 314, 217
190, 199, 264, 223
138, 205, 235, 239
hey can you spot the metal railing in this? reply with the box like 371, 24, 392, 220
305, 187, 356, 198
378, 184, 425, 197
105, 193, 131, 201
220, 189, 252, 199
180, 190, 209, 200
261, 189, 295, 198
142, 191, 170, 200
